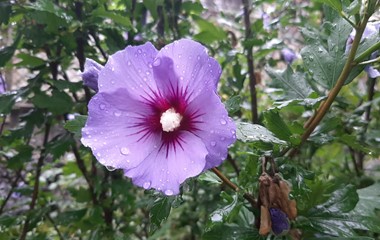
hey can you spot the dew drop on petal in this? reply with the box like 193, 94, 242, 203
165, 189, 174, 196
120, 147, 130, 155
99, 104, 106, 110
114, 111, 121, 117
221, 137, 225, 141
220, 119, 227, 125
137, 49, 142, 54
153, 58, 161, 66
210, 141, 216, 147
96, 153, 101, 157
127, 61, 131, 66
143, 182, 151, 189
106, 165, 116, 171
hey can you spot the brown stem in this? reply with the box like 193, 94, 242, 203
0, 72, 7, 136
211, 167, 257, 207
20, 124, 50, 240
0, 170, 21, 214
242, 0, 258, 123
71, 143, 98, 205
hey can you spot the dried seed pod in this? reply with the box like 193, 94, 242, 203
259, 205, 271, 235
268, 180, 283, 209
288, 199, 298, 220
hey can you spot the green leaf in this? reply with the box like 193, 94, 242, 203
0, 34, 21, 67
193, 16, 227, 44
301, 18, 352, 89
15, 53, 46, 68
198, 171, 222, 185
353, 183, 380, 216
266, 65, 312, 100
236, 122, 287, 145
318, 185, 358, 213
92, 7, 132, 29
0, 2, 12, 25
32, 89, 74, 115
210, 194, 242, 223
64, 115, 87, 138
54, 209, 87, 225
149, 197, 173, 229
203, 223, 265, 240
224, 96, 241, 114
313, 0, 343, 12
263, 110, 292, 142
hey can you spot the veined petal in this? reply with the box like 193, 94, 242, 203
81, 93, 161, 170
98, 42, 159, 101
153, 39, 221, 102
124, 131, 208, 195
185, 90, 236, 170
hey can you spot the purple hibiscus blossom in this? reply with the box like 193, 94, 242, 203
82, 58, 104, 92
345, 23, 380, 78
81, 39, 236, 195
280, 48, 297, 64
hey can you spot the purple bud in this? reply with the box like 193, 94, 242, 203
270, 208, 290, 236
0, 73, 6, 94
281, 48, 297, 64
82, 58, 103, 92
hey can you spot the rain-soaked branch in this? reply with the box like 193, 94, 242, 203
211, 167, 257, 207
242, 0, 258, 123
286, 13, 371, 157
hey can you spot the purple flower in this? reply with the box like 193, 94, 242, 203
345, 23, 379, 78
82, 58, 103, 92
281, 48, 297, 64
270, 208, 290, 236
0, 73, 6, 94
81, 39, 236, 195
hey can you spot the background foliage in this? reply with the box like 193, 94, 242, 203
0, 0, 380, 239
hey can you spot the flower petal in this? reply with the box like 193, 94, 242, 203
365, 65, 380, 78
124, 131, 208, 195
82, 58, 103, 92
153, 39, 221, 101
81, 92, 161, 170
185, 91, 236, 170
98, 42, 159, 101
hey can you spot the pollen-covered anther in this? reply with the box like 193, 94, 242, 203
160, 108, 183, 132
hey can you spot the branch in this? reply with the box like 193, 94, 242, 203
211, 167, 257, 207
20, 123, 51, 240
242, 0, 258, 123
287, 14, 371, 156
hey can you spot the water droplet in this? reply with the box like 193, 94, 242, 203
165, 189, 174, 196
146, 71, 150, 75
220, 137, 225, 141
143, 77, 147, 82
178, 54, 182, 58
143, 182, 151, 189
137, 49, 142, 54
106, 165, 116, 171
120, 147, 130, 155
153, 58, 161, 66
127, 61, 131, 66
111, 80, 115, 84
183, 167, 187, 171
96, 153, 101, 157
114, 111, 121, 117
308, 56, 314, 61
99, 104, 106, 110
210, 130, 215, 134
220, 119, 227, 125
197, 55, 201, 60
210, 141, 216, 147
148, 62, 153, 68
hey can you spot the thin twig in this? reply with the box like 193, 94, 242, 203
71, 143, 98, 205
242, 0, 258, 123
20, 123, 51, 240
46, 214, 64, 240
0, 170, 21, 215
0, 72, 7, 136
